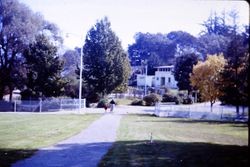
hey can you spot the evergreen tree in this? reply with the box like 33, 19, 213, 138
219, 33, 249, 112
174, 53, 200, 93
22, 35, 66, 99
82, 17, 131, 98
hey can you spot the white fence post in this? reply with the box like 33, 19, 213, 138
39, 99, 42, 112
60, 99, 62, 110
14, 100, 17, 112
220, 106, 223, 120
83, 98, 86, 109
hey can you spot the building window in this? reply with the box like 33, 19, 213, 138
168, 77, 171, 83
161, 77, 165, 86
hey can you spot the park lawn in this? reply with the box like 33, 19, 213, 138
99, 114, 248, 167
0, 113, 100, 167
115, 98, 134, 105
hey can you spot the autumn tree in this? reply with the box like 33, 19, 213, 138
190, 54, 226, 110
82, 17, 131, 99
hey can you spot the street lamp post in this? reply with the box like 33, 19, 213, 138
142, 60, 148, 96
65, 33, 84, 113
144, 63, 148, 96
79, 45, 83, 113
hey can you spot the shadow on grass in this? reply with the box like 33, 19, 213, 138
133, 114, 248, 126
2, 142, 113, 167
0, 149, 36, 167
1, 140, 248, 167
99, 140, 248, 167
159, 119, 249, 125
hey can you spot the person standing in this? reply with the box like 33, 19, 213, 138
104, 104, 108, 113
109, 99, 116, 112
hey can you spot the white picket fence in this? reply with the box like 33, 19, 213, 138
154, 102, 248, 122
11, 98, 86, 112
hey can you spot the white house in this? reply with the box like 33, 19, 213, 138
137, 65, 177, 89
137, 74, 155, 87
154, 65, 177, 88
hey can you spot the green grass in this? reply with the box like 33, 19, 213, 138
115, 98, 134, 105
0, 113, 100, 167
99, 114, 248, 167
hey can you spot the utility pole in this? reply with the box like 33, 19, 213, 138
65, 33, 84, 114
144, 60, 148, 96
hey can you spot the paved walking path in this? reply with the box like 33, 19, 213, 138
13, 113, 122, 167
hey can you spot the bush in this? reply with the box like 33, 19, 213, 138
182, 96, 193, 104
97, 98, 108, 108
162, 93, 182, 104
131, 99, 144, 106
162, 93, 176, 102
143, 93, 161, 106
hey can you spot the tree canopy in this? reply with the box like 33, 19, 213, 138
0, 0, 62, 100
190, 54, 226, 108
174, 53, 200, 93
22, 35, 66, 99
128, 33, 176, 74
82, 17, 131, 99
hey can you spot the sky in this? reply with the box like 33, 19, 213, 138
19, 0, 249, 49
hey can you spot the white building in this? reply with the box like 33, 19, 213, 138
137, 74, 155, 87
154, 65, 177, 88
137, 65, 177, 89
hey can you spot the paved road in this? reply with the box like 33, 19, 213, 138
12, 113, 122, 167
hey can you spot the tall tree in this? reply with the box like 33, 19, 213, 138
128, 33, 176, 74
200, 9, 249, 114
201, 10, 239, 36
82, 17, 131, 98
61, 48, 80, 98
197, 34, 230, 58
219, 32, 249, 114
167, 31, 197, 56
22, 35, 65, 99
190, 54, 226, 109
174, 53, 200, 93
0, 0, 42, 100
198, 10, 242, 59
0, 0, 61, 100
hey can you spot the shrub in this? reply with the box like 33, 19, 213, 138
131, 99, 144, 106
182, 96, 193, 104
143, 93, 161, 106
162, 93, 182, 104
162, 93, 176, 102
97, 98, 108, 108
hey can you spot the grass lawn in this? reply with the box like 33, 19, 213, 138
0, 113, 100, 167
115, 98, 134, 105
99, 114, 248, 167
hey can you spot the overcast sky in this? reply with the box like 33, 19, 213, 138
20, 0, 249, 49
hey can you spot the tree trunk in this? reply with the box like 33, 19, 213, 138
0, 88, 4, 100
210, 101, 214, 112
8, 86, 13, 102
236, 105, 239, 117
